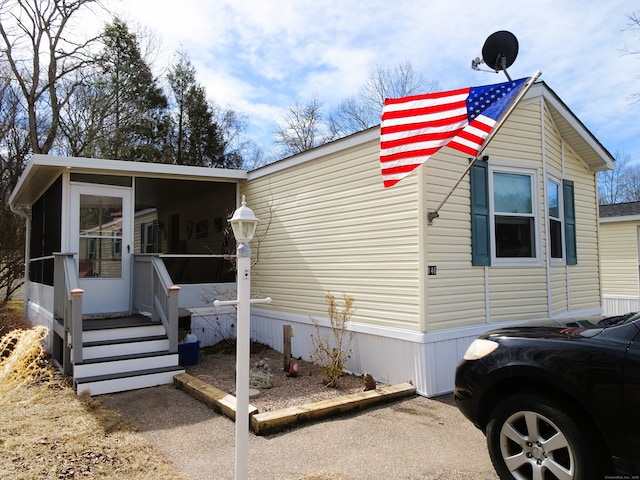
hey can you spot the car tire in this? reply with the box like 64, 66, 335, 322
486, 393, 605, 480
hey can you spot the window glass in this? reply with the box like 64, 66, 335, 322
495, 217, 535, 257
492, 171, 536, 260
548, 180, 560, 219
78, 194, 123, 278
549, 218, 562, 258
548, 179, 563, 259
493, 173, 532, 214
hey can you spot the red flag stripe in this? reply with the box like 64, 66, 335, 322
379, 77, 528, 188
381, 162, 425, 175
382, 87, 470, 106
380, 113, 469, 135
381, 129, 468, 150
381, 99, 468, 121
380, 146, 443, 163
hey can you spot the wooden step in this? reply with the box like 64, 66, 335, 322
80, 324, 166, 343
77, 336, 170, 360
75, 366, 185, 396
73, 351, 180, 378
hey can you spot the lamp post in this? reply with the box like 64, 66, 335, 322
225, 195, 258, 480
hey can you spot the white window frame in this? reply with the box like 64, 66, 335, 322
547, 174, 565, 265
141, 221, 158, 253
489, 165, 542, 266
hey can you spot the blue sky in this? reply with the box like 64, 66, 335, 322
100, 0, 639, 162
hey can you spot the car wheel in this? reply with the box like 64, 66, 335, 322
486, 393, 604, 480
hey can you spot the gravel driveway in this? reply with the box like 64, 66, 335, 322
101, 384, 498, 480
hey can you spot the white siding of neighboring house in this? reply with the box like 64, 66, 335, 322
600, 220, 640, 315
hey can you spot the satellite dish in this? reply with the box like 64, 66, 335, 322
481, 31, 519, 80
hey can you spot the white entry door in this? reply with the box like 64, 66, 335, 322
69, 184, 132, 315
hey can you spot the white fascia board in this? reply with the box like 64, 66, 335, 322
248, 127, 380, 180
37, 154, 248, 181
9, 154, 248, 208
600, 215, 640, 223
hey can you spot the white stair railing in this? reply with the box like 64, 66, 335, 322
132, 255, 180, 352
53, 253, 83, 375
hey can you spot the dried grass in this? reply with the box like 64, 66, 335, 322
1, 382, 189, 479
295, 473, 352, 480
0, 325, 53, 406
0, 306, 188, 479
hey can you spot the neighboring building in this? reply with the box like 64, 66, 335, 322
8, 81, 613, 396
599, 202, 640, 316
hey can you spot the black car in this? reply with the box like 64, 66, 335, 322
454, 312, 640, 480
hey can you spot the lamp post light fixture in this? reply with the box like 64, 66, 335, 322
229, 195, 259, 243
215, 195, 270, 480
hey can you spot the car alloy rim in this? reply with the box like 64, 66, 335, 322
499, 410, 575, 480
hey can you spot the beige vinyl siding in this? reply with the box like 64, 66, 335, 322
544, 104, 569, 317
481, 101, 548, 325
245, 91, 604, 333
600, 221, 639, 297
133, 210, 157, 254
245, 137, 423, 330
488, 269, 549, 321
425, 97, 601, 329
424, 149, 486, 329
425, 101, 550, 329
550, 267, 568, 315
564, 147, 602, 310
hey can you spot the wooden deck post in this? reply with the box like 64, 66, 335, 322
283, 325, 293, 371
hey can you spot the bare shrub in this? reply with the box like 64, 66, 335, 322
309, 293, 354, 388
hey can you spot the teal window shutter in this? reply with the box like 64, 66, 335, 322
563, 179, 577, 265
470, 160, 491, 266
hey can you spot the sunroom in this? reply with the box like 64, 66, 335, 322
9, 154, 246, 395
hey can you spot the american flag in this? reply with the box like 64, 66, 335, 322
380, 77, 529, 188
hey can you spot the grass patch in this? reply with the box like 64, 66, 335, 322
0, 302, 188, 479
1, 382, 189, 479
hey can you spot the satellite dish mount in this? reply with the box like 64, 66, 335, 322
471, 30, 519, 81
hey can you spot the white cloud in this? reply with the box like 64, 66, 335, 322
92, 0, 640, 156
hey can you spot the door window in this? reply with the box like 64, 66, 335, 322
78, 194, 123, 278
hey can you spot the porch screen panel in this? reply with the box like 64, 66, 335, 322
78, 194, 123, 278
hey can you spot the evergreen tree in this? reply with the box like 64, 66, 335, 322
167, 52, 231, 167
96, 18, 169, 162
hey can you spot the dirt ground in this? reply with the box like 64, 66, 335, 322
101, 341, 499, 480
187, 341, 376, 412
102, 384, 498, 480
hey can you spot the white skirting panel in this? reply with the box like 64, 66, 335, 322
602, 295, 640, 316
26, 300, 55, 351
246, 308, 498, 397
188, 307, 237, 347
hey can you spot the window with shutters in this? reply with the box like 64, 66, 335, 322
471, 162, 577, 266
490, 167, 540, 265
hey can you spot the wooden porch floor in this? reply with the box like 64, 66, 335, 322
82, 313, 158, 331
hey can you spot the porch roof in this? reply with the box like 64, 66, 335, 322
9, 154, 248, 208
